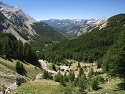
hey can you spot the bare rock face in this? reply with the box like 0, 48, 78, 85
0, 12, 27, 42
0, 2, 37, 35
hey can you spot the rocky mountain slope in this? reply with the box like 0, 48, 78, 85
42, 17, 107, 36
0, 12, 28, 42
0, 2, 68, 43
0, 2, 36, 35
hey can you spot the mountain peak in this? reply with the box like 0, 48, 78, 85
0, 1, 4, 5
0, 2, 36, 35
0, 2, 21, 13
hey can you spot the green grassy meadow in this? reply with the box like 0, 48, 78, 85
10, 80, 60, 94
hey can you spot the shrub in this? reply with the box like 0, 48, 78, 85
89, 78, 99, 90
16, 61, 27, 76
16, 77, 27, 86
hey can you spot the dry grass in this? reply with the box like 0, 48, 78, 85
10, 80, 60, 94
0, 57, 43, 91
88, 77, 125, 94
69, 60, 102, 76
0, 57, 43, 79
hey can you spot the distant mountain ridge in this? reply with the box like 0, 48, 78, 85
42, 17, 107, 36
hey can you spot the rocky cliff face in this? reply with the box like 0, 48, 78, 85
0, 2, 36, 36
0, 12, 28, 42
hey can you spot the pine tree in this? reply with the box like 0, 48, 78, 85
88, 68, 94, 79
68, 71, 75, 81
43, 70, 49, 79
2, 37, 13, 58
52, 63, 57, 71
54, 72, 62, 82
90, 78, 99, 90
23, 43, 38, 65
78, 62, 81, 68
17, 40, 23, 59
63, 72, 69, 82
78, 75, 87, 92
0, 41, 2, 55
78, 67, 84, 77
60, 75, 65, 86
2, 85, 6, 94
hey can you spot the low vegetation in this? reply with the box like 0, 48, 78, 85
0, 57, 42, 79
10, 61, 125, 94
10, 80, 60, 94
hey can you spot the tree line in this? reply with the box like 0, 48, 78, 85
0, 32, 39, 66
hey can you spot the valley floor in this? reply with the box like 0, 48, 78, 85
1, 57, 125, 94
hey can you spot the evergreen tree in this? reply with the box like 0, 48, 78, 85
60, 75, 65, 86
2, 85, 5, 94
78, 62, 81, 68
68, 71, 75, 81
63, 72, 69, 82
52, 63, 57, 71
23, 43, 38, 65
54, 72, 62, 82
0, 41, 2, 55
78, 67, 84, 77
90, 78, 99, 90
2, 37, 13, 58
78, 74, 87, 92
88, 68, 94, 79
17, 40, 23, 59
43, 70, 50, 79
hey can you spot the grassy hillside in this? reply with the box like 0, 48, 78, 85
0, 57, 42, 79
10, 80, 60, 94
0, 57, 43, 92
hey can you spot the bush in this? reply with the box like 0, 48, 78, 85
54, 72, 62, 82
16, 61, 27, 76
52, 64, 57, 71
42, 70, 52, 79
96, 76, 105, 84
16, 77, 27, 86
2, 85, 6, 94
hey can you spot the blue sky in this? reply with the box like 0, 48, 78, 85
0, 0, 125, 21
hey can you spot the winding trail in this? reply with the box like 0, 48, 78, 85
36, 60, 58, 80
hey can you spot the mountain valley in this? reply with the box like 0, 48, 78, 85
0, 1, 125, 94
